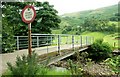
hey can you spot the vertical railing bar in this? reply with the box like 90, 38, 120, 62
80, 36, 82, 47
88, 36, 89, 45
86, 36, 88, 46
47, 36, 49, 53
58, 35, 61, 55
51, 35, 52, 45
77, 35, 79, 45
37, 36, 39, 47
72, 35, 74, 51
17, 36, 19, 50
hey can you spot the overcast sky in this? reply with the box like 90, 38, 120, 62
37, 0, 119, 15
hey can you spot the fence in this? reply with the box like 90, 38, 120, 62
14, 34, 94, 51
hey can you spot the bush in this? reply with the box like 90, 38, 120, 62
2, 17, 16, 53
6, 51, 40, 76
105, 55, 120, 74
67, 59, 83, 75
87, 39, 112, 61
2, 32, 15, 53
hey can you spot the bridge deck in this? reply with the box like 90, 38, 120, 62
40, 47, 88, 66
0, 44, 87, 74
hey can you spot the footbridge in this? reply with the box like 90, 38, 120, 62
0, 34, 94, 74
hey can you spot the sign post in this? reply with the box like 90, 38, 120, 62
28, 23, 32, 56
21, 5, 36, 56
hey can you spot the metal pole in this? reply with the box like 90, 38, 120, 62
66, 36, 68, 44
87, 36, 89, 45
28, 23, 32, 56
47, 36, 49, 53
80, 36, 82, 47
86, 36, 88, 45
51, 36, 52, 45
17, 36, 19, 50
37, 36, 39, 47
58, 35, 60, 55
72, 35, 74, 51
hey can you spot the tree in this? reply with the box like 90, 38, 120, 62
82, 16, 109, 32
2, 17, 15, 53
2, 2, 61, 35
32, 2, 61, 34
2, 2, 61, 52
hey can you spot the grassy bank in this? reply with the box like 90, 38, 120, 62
81, 32, 119, 48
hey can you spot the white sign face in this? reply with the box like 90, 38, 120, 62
23, 8, 35, 21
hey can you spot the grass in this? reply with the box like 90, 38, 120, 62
81, 32, 119, 48
46, 69, 71, 75
82, 32, 106, 40
104, 33, 119, 48
52, 30, 62, 34
3, 68, 71, 76
108, 21, 118, 25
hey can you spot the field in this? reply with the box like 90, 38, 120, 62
81, 32, 119, 48
104, 33, 119, 48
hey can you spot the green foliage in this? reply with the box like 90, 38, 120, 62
87, 39, 112, 61
110, 13, 120, 21
105, 55, 120, 74
2, 2, 61, 35
2, 17, 15, 53
67, 59, 83, 75
59, 4, 118, 34
2, 2, 61, 52
6, 51, 40, 76
104, 33, 119, 48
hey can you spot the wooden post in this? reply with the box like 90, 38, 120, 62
114, 42, 116, 47
28, 23, 32, 56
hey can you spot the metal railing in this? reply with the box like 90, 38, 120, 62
13, 34, 94, 52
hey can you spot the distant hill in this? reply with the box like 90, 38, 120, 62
61, 4, 118, 18
60, 4, 118, 28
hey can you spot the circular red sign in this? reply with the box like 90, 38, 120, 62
21, 5, 36, 24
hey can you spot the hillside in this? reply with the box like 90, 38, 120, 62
61, 4, 118, 18
59, 4, 118, 28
